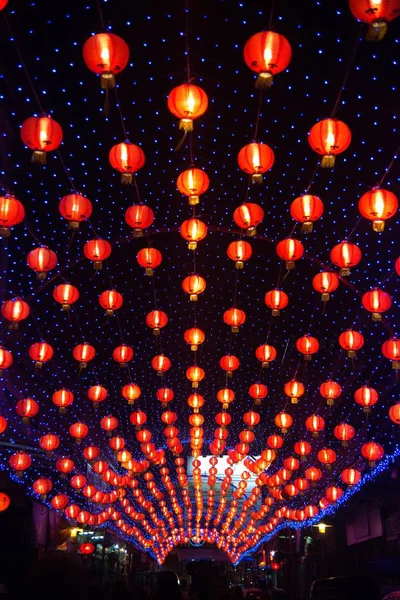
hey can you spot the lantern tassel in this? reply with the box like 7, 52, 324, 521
121, 173, 133, 185
366, 19, 388, 42
321, 154, 335, 168
256, 72, 273, 89
301, 222, 313, 234
100, 73, 116, 89
251, 173, 263, 184
179, 119, 193, 132
31, 150, 46, 165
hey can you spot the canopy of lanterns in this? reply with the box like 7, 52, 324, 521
0, 0, 399, 565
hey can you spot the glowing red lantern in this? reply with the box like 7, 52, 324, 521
109, 141, 145, 184
243, 31, 292, 87
167, 83, 208, 131
294, 440, 312, 460
83, 446, 100, 461
186, 366, 205, 388
53, 283, 79, 311
16, 398, 39, 423
99, 290, 123, 316
325, 486, 343, 502
56, 457, 74, 475
151, 354, 171, 376
112, 344, 134, 365
362, 288, 392, 321
319, 380, 342, 406
69, 422, 89, 443
0, 347, 13, 374
100, 416, 119, 435
130, 410, 147, 428
255, 344, 277, 367
180, 218, 208, 250
157, 388, 174, 407
249, 383, 268, 404
296, 335, 319, 360
305, 466, 322, 483
65, 504, 80, 520
354, 385, 378, 413
0, 416, 7, 434
389, 403, 400, 425
87, 385, 108, 406
220, 355, 240, 377
396, 256, 400, 276
33, 478, 52, 498
233, 203, 264, 236
79, 542, 95, 555
146, 310, 168, 335
341, 468, 361, 486
312, 272, 339, 302
0, 194, 25, 237
267, 434, 284, 449
358, 187, 398, 231
237, 142, 275, 183
306, 415, 325, 437
334, 422, 355, 447
284, 380, 305, 404
182, 274, 206, 301
290, 194, 324, 233
137, 248, 162, 276
349, 0, 400, 41
122, 383, 141, 404
125, 204, 154, 237
184, 327, 205, 351
27, 247, 57, 279
224, 308, 246, 333
73, 343, 95, 368
339, 329, 364, 358
84, 239, 111, 270
9, 451, 31, 474
83, 33, 129, 88
382, 338, 400, 370
217, 388, 235, 409
51, 494, 69, 510
330, 241, 362, 276
265, 289, 289, 316
20, 115, 63, 164
177, 168, 209, 206
52, 388, 74, 413
39, 434, 60, 454
243, 411, 261, 429
275, 412, 293, 434
308, 118, 351, 168
227, 240, 253, 269
318, 448, 337, 468
2, 298, 30, 328
276, 238, 304, 269
59, 193, 92, 230
28, 342, 54, 368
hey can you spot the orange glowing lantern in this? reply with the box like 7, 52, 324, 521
188, 393, 205, 412
100, 416, 118, 435
275, 412, 293, 434
122, 383, 141, 404
220, 355, 240, 377
137, 248, 162, 276
264, 289, 289, 316
184, 327, 205, 351
52, 389, 74, 413
227, 240, 253, 269
151, 354, 171, 376
39, 434, 60, 454
87, 385, 108, 406
296, 335, 319, 360
99, 290, 123, 316
319, 380, 342, 406
16, 398, 39, 424
113, 344, 134, 366
28, 342, 54, 368
0, 347, 13, 374
125, 204, 154, 237
354, 385, 379, 413
217, 388, 235, 409
294, 441, 312, 460
290, 194, 324, 233
267, 434, 283, 449
167, 83, 208, 131
33, 478, 52, 498
84, 239, 111, 270
83, 33, 129, 89
389, 403, 400, 425
341, 468, 361, 486
349, 0, 400, 41
358, 187, 398, 231
243, 31, 292, 87
180, 218, 208, 250
362, 289, 391, 321
177, 168, 209, 206
255, 344, 277, 368
186, 366, 205, 388
182, 274, 206, 301
9, 451, 31, 475
284, 380, 305, 404
109, 141, 145, 184
318, 448, 337, 468
308, 118, 351, 168
51, 494, 69, 511
146, 310, 168, 335
224, 308, 246, 333
233, 203, 264, 236
73, 343, 95, 369
249, 383, 268, 404
59, 193, 92, 230
53, 284, 79, 311
361, 441, 384, 467
0, 194, 25, 238
237, 142, 275, 183
276, 238, 304, 269
305, 415, 325, 437
20, 115, 63, 164
330, 241, 362, 276
1, 298, 30, 328
325, 486, 343, 502
27, 247, 57, 279
56, 457, 74, 475
312, 272, 339, 302
69, 422, 88, 444
305, 466, 322, 484
334, 422, 355, 447
382, 338, 400, 370
339, 329, 364, 358
157, 388, 174, 407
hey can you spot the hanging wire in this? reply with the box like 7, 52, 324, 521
378, 145, 399, 187
114, 85, 129, 140
95, 0, 106, 30
268, 0, 275, 29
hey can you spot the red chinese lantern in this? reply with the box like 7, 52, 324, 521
305, 505, 319, 518
73, 343, 96, 368
249, 383, 268, 404
184, 327, 205, 351
125, 204, 154, 237
233, 203, 264, 236
358, 187, 398, 231
167, 83, 208, 131
16, 398, 39, 424
52, 389, 74, 413
20, 115, 63, 164
274, 412, 293, 434
151, 354, 171, 376
243, 31, 292, 87
100, 416, 119, 435
137, 248, 162, 276
83, 446, 100, 461
146, 310, 168, 335
334, 422, 355, 447
33, 478, 52, 498
237, 142, 275, 183
362, 289, 391, 321
0, 416, 7, 434
9, 451, 31, 474
84, 239, 112, 270
354, 385, 379, 413
99, 290, 123, 316
65, 504, 80, 520
256, 344, 277, 368
396, 256, 400, 275
59, 193, 92, 230
339, 329, 364, 358
112, 344, 134, 365
177, 168, 209, 206
130, 410, 147, 428
0, 194, 25, 237
109, 141, 145, 184
87, 385, 108, 406
318, 448, 337, 468
308, 118, 351, 168
215, 412, 231, 427
51, 494, 69, 510
389, 403, 400, 425
330, 241, 362, 276
122, 383, 141, 404
382, 338, 400, 370
296, 335, 319, 360
182, 274, 206, 301
217, 388, 235, 409
361, 441, 384, 467
290, 194, 324, 233
264, 289, 289, 316
284, 380, 305, 404
305, 466, 322, 483
69, 422, 88, 443
341, 468, 361, 486
157, 388, 174, 407
294, 440, 312, 460
243, 411, 261, 428
186, 366, 205, 388
325, 486, 343, 502
276, 238, 304, 269
319, 380, 342, 406
267, 434, 284, 449
312, 272, 339, 302
83, 33, 129, 88
227, 240, 253, 269
2, 298, 30, 328
28, 342, 54, 368
180, 218, 208, 250
56, 457, 74, 475
349, 0, 400, 41
79, 542, 95, 555
223, 308, 246, 333
39, 434, 60, 454
27, 247, 57, 279
0, 347, 13, 374
306, 415, 325, 437
53, 283, 79, 311
220, 355, 240, 377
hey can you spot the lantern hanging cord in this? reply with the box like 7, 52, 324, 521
95, 0, 106, 31
56, 150, 77, 192
304, 161, 320, 194
268, 0, 275, 29
253, 88, 264, 141
114, 86, 129, 140
378, 145, 399, 187
331, 28, 362, 117
184, 0, 191, 82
